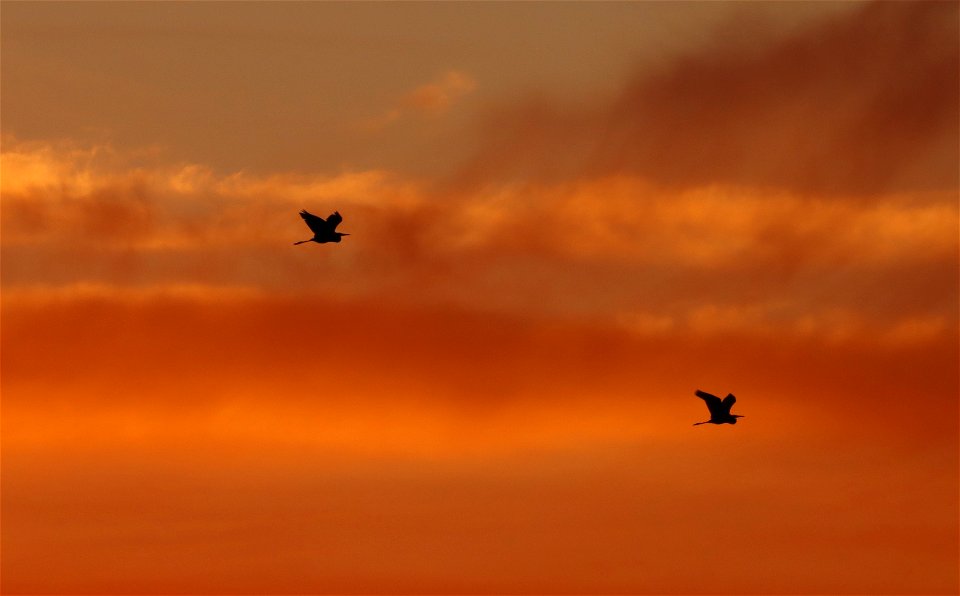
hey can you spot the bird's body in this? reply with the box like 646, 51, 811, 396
693, 389, 744, 426
294, 210, 349, 245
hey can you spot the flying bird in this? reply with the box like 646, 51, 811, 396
693, 389, 744, 426
294, 210, 350, 245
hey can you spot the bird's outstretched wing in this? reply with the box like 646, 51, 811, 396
695, 390, 720, 404
326, 211, 343, 231
722, 393, 736, 410
300, 209, 330, 235
695, 390, 724, 418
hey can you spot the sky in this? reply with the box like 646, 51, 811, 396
2, 2, 958, 594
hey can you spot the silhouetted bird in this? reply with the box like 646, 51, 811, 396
294, 210, 350, 245
693, 389, 744, 426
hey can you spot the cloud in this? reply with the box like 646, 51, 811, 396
453, 1, 958, 196
6, 139, 955, 266
2, 138, 956, 346
402, 70, 477, 113
361, 70, 477, 131
4, 2, 958, 348
4, 289, 956, 424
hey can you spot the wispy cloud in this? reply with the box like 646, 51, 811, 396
402, 70, 477, 113
2, 137, 956, 348
453, 2, 958, 196
361, 70, 477, 131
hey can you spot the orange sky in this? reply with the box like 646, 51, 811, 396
2, 2, 958, 594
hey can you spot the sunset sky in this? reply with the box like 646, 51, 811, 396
2, 2, 958, 594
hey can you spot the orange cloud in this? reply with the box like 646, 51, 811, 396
361, 70, 477, 131
3, 138, 956, 349
402, 70, 477, 113
4, 290, 956, 436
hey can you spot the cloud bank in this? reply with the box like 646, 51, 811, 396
454, 2, 958, 196
3, 136, 956, 348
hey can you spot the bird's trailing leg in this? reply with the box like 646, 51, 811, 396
293, 239, 312, 245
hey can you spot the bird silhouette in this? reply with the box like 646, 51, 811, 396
294, 210, 350, 245
693, 389, 744, 426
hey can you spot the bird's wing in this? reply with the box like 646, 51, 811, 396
722, 393, 736, 408
300, 210, 330, 235
695, 390, 724, 417
326, 211, 343, 231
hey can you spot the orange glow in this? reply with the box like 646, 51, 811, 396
2, 2, 957, 594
